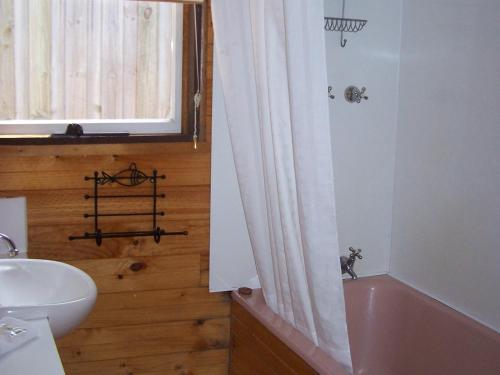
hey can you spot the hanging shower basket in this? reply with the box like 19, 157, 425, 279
324, 17, 367, 33
324, 0, 367, 47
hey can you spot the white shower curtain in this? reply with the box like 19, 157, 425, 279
211, 0, 352, 371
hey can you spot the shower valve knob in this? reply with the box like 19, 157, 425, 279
328, 86, 335, 99
349, 247, 363, 259
345, 86, 368, 103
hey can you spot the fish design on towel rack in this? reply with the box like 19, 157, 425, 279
97, 163, 151, 186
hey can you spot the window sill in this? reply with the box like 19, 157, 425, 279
0, 133, 193, 145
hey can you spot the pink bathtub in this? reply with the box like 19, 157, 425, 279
232, 275, 500, 375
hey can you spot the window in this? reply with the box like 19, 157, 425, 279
0, 0, 204, 140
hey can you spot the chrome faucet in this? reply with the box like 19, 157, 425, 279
0, 233, 19, 258
340, 247, 363, 280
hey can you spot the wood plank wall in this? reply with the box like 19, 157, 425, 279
0, 3, 229, 374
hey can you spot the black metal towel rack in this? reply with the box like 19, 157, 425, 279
68, 163, 188, 246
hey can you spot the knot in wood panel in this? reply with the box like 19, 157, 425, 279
129, 262, 146, 272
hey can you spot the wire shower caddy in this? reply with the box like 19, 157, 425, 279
324, 0, 367, 47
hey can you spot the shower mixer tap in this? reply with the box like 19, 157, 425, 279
0, 233, 19, 258
328, 86, 335, 99
340, 247, 362, 279
344, 86, 368, 103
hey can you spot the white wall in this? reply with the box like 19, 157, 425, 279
390, 0, 500, 331
209, 55, 259, 292
325, 0, 402, 277
0, 197, 28, 257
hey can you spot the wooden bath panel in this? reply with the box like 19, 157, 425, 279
230, 301, 318, 375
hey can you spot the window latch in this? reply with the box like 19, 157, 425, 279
51, 124, 129, 138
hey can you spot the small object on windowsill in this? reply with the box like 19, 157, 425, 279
65, 123, 83, 137
238, 287, 253, 296
50, 124, 129, 138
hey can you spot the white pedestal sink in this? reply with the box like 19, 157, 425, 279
0, 259, 97, 338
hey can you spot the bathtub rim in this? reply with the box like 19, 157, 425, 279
231, 274, 500, 375
231, 289, 352, 375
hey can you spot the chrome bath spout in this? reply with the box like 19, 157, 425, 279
340, 247, 362, 280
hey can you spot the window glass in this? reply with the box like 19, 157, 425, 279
0, 0, 183, 134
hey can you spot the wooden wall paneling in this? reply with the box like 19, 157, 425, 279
0, 142, 210, 157
200, 251, 210, 286
62, 349, 229, 375
0, 187, 209, 225
66, 254, 201, 293
80, 287, 230, 328
0, 152, 211, 190
0, 142, 225, 373
26, 219, 209, 261
58, 318, 229, 363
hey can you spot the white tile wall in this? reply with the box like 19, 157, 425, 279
0, 197, 28, 256
390, 0, 500, 332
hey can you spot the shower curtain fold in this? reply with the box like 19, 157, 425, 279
211, 0, 352, 371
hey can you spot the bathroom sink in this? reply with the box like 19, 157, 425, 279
0, 259, 97, 338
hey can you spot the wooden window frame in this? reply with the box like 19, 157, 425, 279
0, 1, 211, 145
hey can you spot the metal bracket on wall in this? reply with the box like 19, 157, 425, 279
68, 163, 188, 246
